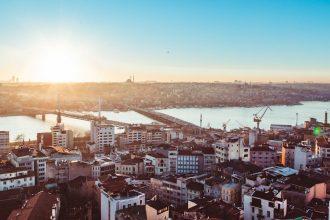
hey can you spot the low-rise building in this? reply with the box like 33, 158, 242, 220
150, 174, 207, 207
115, 158, 144, 175
0, 161, 35, 191
282, 174, 326, 207
146, 200, 169, 220
145, 152, 168, 175
250, 145, 276, 168
8, 147, 48, 183
243, 190, 287, 220
221, 182, 240, 205
41, 146, 82, 164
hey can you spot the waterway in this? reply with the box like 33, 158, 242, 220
0, 101, 329, 141
157, 101, 330, 130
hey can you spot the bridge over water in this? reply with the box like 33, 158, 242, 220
21, 107, 129, 127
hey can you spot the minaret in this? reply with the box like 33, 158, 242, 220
56, 94, 61, 124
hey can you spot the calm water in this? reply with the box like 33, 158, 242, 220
157, 101, 330, 130
1, 101, 329, 141
0, 111, 155, 141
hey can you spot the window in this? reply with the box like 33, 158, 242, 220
267, 211, 270, 217
252, 207, 254, 213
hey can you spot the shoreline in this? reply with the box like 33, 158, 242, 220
2, 100, 330, 117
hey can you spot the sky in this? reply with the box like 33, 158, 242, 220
0, 0, 329, 83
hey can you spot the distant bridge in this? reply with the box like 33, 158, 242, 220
21, 107, 129, 127
131, 107, 202, 132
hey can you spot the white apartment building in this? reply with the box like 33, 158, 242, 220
90, 121, 115, 153
243, 190, 287, 220
0, 162, 35, 191
316, 137, 330, 159
213, 137, 250, 163
294, 144, 321, 170
100, 189, 145, 220
8, 147, 48, 183
0, 131, 10, 157
145, 152, 168, 175
51, 124, 73, 148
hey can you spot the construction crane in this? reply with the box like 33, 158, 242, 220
253, 106, 272, 133
222, 119, 231, 132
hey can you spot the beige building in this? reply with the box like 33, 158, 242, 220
221, 182, 240, 205
146, 201, 169, 220
115, 158, 144, 175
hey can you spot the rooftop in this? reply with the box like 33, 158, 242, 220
7, 191, 59, 220
11, 147, 46, 158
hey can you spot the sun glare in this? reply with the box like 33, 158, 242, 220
30, 41, 84, 82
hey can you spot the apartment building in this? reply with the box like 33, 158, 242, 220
145, 152, 168, 175
0, 131, 10, 156
90, 121, 115, 153
281, 142, 296, 168
115, 158, 144, 175
213, 137, 250, 163
244, 190, 287, 220
250, 145, 277, 168
150, 174, 207, 207
8, 147, 48, 183
176, 150, 204, 174
315, 137, 330, 159
0, 161, 35, 191
51, 124, 73, 148
294, 144, 321, 170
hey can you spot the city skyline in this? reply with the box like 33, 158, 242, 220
0, 0, 329, 83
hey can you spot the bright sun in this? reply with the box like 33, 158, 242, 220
30, 41, 83, 82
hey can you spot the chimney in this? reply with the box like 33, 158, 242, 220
325, 111, 328, 125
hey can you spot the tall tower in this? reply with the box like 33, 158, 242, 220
56, 94, 61, 124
